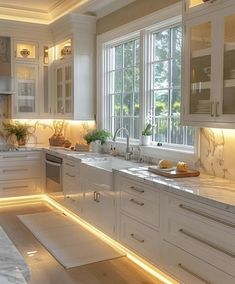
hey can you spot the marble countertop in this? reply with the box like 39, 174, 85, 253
21, 147, 235, 214
118, 166, 235, 214
0, 227, 30, 283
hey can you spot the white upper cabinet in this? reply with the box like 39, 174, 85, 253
182, 0, 235, 127
51, 15, 96, 120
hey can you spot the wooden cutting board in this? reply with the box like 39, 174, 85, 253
148, 166, 200, 178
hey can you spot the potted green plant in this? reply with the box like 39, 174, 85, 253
141, 123, 155, 146
2, 121, 32, 146
84, 129, 111, 152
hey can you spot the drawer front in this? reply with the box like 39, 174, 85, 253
119, 176, 158, 201
0, 179, 41, 197
164, 196, 235, 276
162, 241, 235, 284
0, 152, 41, 162
120, 214, 160, 263
64, 194, 82, 213
121, 191, 159, 228
0, 161, 41, 180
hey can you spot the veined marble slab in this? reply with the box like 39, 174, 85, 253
0, 227, 30, 283
118, 167, 235, 214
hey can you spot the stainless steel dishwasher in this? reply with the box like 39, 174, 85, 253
45, 153, 63, 200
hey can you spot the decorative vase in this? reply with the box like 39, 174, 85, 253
141, 135, 151, 146
90, 140, 101, 153
49, 134, 65, 146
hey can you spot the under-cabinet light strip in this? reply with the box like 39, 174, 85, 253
44, 195, 178, 284
0, 194, 177, 284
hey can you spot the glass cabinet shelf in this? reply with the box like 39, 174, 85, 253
192, 48, 211, 58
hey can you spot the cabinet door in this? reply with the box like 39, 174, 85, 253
184, 0, 226, 14
183, 15, 216, 124
55, 62, 73, 117
14, 63, 39, 117
221, 10, 235, 119
82, 180, 115, 237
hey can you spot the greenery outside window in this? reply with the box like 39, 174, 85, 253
105, 38, 140, 139
150, 25, 194, 146
103, 19, 195, 151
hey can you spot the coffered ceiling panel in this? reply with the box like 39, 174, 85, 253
0, 0, 136, 24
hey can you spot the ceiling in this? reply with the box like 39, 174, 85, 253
0, 0, 136, 24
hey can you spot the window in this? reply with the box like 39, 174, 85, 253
150, 26, 194, 146
102, 17, 195, 149
105, 38, 140, 139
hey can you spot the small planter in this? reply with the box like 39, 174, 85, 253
141, 135, 151, 146
17, 137, 27, 146
90, 140, 102, 153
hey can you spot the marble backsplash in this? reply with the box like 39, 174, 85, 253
199, 128, 235, 181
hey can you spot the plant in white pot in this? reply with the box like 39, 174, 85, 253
141, 123, 155, 146
83, 129, 111, 153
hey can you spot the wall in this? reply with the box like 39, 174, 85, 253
96, 0, 180, 35
200, 128, 235, 180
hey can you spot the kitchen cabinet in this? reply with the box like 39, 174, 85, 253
54, 60, 73, 117
0, 151, 42, 197
51, 15, 96, 120
184, 0, 227, 14
116, 175, 161, 265
80, 163, 115, 237
13, 40, 52, 118
63, 157, 82, 214
182, 0, 235, 128
161, 193, 235, 283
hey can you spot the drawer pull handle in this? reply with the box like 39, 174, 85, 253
66, 196, 75, 202
130, 233, 144, 243
3, 185, 28, 190
3, 169, 28, 173
65, 163, 75, 167
130, 198, 144, 206
178, 263, 211, 284
179, 204, 235, 229
130, 186, 144, 193
65, 173, 75, 178
179, 228, 235, 258
2, 155, 28, 159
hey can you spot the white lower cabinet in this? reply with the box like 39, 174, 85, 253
162, 241, 235, 284
120, 214, 160, 263
63, 158, 82, 214
82, 179, 115, 237
0, 151, 42, 197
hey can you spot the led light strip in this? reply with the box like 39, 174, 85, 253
44, 195, 178, 284
0, 194, 178, 284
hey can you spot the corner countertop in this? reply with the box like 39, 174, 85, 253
118, 166, 235, 214
0, 227, 30, 284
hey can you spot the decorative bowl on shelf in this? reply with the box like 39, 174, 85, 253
61, 45, 71, 57
20, 49, 30, 58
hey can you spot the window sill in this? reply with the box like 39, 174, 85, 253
106, 139, 199, 165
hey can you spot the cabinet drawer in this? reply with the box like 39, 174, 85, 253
162, 241, 235, 284
119, 176, 158, 201
0, 179, 41, 197
0, 152, 41, 162
164, 195, 235, 276
121, 191, 159, 228
0, 161, 41, 180
120, 214, 160, 264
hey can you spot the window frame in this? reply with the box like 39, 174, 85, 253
97, 2, 199, 158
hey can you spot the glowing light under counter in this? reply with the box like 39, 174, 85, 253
0, 194, 178, 284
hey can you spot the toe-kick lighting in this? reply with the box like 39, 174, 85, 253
44, 195, 178, 284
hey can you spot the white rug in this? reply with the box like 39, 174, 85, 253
18, 211, 125, 269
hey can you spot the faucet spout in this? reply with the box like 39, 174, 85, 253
113, 127, 132, 160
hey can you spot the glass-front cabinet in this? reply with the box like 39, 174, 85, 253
184, 0, 226, 14
55, 62, 73, 118
15, 64, 38, 116
182, 1, 235, 127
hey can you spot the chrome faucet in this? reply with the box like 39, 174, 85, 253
113, 127, 133, 160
